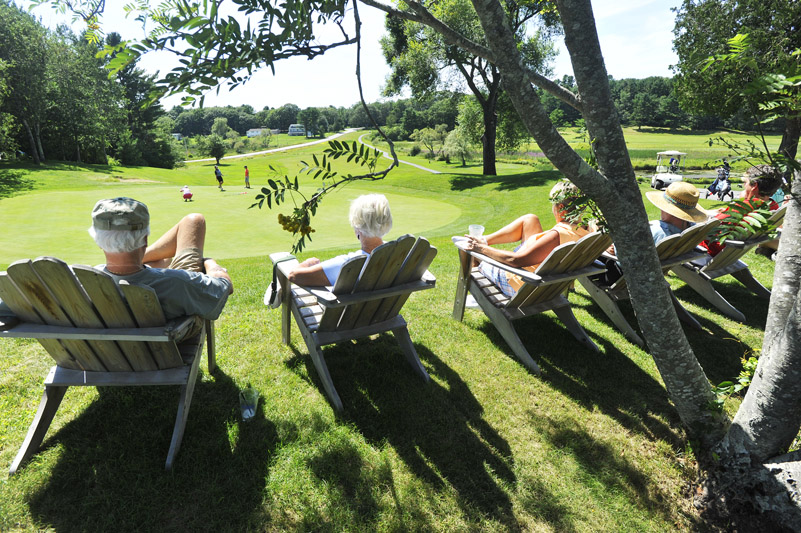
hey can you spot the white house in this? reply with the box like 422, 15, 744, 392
288, 124, 305, 136
246, 128, 269, 138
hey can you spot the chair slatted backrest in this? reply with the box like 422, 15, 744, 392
317, 236, 436, 333
656, 219, 719, 262
348, 235, 416, 330
0, 257, 183, 372
703, 204, 787, 273
374, 238, 437, 322
507, 232, 611, 309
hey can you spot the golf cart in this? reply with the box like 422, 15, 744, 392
651, 150, 686, 190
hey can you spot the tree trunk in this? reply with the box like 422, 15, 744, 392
779, 115, 800, 162
480, 88, 498, 176
21, 118, 40, 164
34, 121, 45, 162
690, 188, 801, 525
469, 0, 728, 443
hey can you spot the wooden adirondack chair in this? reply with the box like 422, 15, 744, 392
452, 231, 612, 375
0, 257, 216, 474
270, 235, 437, 412
670, 205, 787, 322
577, 218, 721, 347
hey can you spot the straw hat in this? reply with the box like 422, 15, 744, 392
645, 182, 710, 223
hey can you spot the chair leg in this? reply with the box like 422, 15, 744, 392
10, 384, 68, 475
452, 249, 472, 322
205, 319, 216, 373
391, 325, 430, 382
671, 266, 746, 322
577, 277, 645, 347
307, 343, 344, 413
165, 340, 203, 471
669, 290, 703, 331
552, 304, 599, 353
731, 268, 771, 299
477, 292, 541, 375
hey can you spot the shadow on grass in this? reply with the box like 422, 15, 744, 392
449, 169, 561, 192
1, 160, 121, 176
25, 368, 277, 532
285, 337, 519, 528
0, 169, 35, 199
471, 299, 684, 448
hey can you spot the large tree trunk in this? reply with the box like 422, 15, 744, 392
695, 187, 801, 526
34, 121, 45, 162
469, 0, 728, 443
21, 118, 40, 164
480, 85, 498, 176
779, 116, 800, 161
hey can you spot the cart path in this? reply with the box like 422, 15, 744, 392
185, 129, 358, 163
358, 134, 441, 174
185, 130, 441, 175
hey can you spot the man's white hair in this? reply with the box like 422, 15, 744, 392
349, 194, 392, 238
88, 226, 150, 253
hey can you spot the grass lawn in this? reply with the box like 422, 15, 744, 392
0, 132, 774, 531
367, 127, 783, 173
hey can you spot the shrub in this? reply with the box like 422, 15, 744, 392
409, 145, 421, 157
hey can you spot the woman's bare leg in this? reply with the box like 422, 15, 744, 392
143, 213, 206, 267
485, 214, 544, 245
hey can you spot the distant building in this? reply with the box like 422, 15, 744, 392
246, 128, 269, 138
171, 133, 183, 140
288, 124, 305, 136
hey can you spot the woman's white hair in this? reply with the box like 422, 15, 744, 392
349, 194, 392, 238
88, 226, 150, 253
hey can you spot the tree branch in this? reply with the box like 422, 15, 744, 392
358, 0, 582, 111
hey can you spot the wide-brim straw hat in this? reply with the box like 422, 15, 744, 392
645, 182, 710, 223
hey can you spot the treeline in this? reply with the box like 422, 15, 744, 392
0, 2, 181, 168
541, 75, 779, 132
168, 93, 461, 141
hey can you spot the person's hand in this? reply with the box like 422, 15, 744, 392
298, 257, 320, 267
464, 234, 487, 245
464, 236, 485, 252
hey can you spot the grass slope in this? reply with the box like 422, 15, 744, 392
0, 134, 774, 531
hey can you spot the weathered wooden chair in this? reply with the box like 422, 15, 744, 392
577, 219, 721, 347
0, 257, 215, 474
670, 205, 787, 322
270, 235, 437, 412
452, 231, 612, 375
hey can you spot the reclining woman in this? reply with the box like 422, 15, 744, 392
463, 180, 591, 297
288, 194, 393, 286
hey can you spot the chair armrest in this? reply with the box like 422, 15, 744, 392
308, 277, 436, 309
269, 252, 299, 279
453, 239, 543, 284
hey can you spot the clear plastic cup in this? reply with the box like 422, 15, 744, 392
239, 385, 260, 421
468, 224, 485, 237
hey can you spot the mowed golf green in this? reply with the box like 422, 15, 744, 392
0, 171, 460, 269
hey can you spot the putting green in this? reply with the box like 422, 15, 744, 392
0, 186, 460, 267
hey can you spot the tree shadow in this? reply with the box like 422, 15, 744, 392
521, 414, 704, 531
286, 336, 521, 528
0, 169, 35, 199
470, 303, 685, 449
449, 170, 561, 192
24, 368, 278, 532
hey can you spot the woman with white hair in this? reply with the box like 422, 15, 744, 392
464, 180, 591, 297
288, 194, 393, 286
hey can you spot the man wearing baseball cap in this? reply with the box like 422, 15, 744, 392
88, 197, 233, 323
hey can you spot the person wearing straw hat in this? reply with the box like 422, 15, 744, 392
645, 181, 711, 245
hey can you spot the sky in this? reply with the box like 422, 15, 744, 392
26, 0, 680, 111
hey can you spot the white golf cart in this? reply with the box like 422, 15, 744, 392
650, 150, 686, 190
